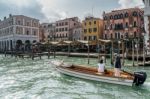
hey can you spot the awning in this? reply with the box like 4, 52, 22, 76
98, 39, 111, 43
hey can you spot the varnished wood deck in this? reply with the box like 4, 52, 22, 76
60, 65, 134, 80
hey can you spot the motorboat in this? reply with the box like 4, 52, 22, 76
50, 60, 147, 86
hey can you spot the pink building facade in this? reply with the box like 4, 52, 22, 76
55, 17, 80, 41
103, 8, 144, 40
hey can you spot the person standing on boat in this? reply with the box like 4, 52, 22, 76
98, 58, 105, 74
114, 54, 121, 77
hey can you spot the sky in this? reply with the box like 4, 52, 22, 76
0, 0, 144, 23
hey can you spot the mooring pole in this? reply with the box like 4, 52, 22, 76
87, 42, 90, 64
132, 40, 135, 66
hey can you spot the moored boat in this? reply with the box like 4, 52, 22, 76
50, 60, 147, 86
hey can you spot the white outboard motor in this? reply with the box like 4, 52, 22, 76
134, 72, 147, 86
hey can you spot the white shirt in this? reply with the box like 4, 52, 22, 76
98, 63, 105, 73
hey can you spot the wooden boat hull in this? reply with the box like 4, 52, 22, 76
50, 60, 147, 86
56, 66, 133, 86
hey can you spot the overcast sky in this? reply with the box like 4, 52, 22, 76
0, 0, 144, 23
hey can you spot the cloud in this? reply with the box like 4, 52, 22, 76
0, 0, 47, 22
118, 0, 144, 8
37, 0, 68, 22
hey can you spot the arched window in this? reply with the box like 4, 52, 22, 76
125, 12, 128, 18
114, 15, 117, 19
104, 16, 107, 20
120, 14, 123, 18
133, 11, 138, 16
133, 21, 137, 27
115, 33, 117, 39
110, 15, 113, 19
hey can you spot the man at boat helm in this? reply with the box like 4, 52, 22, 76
114, 54, 121, 77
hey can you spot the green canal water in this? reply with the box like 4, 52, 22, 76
0, 55, 150, 99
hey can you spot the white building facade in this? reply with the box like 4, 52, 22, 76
143, 0, 150, 50
72, 26, 83, 41
0, 14, 39, 51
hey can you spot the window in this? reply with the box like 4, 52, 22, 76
125, 12, 128, 18
62, 28, 64, 31
65, 28, 68, 31
120, 14, 123, 18
111, 34, 113, 39
56, 29, 58, 32
121, 35, 123, 39
125, 33, 128, 38
110, 24, 113, 30
114, 15, 117, 19
65, 22, 68, 25
93, 28, 97, 32
27, 22, 30, 26
59, 28, 61, 32
94, 21, 96, 24
105, 25, 107, 30
18, 20, 21, 25
104, 16, 107, 20
84, 22, 86, 26
89, 28, 92, 33
84, 29, 87, 33
26, 31, 29, 35
133, 11, 138, 16
118, 33, 120, 39
105, 34, 107, 39
110, 15, 113, 19
93, 36, 97, 40
59, 23, 61, 26
115, 33, 117, 39
133, 21, 137, 27
125, 22, 128, 28
89, 22, 92, 25
89, 36, 91, 40
84, 36, 87, 40
134, 32, 137, 37
33, 31, 36, 35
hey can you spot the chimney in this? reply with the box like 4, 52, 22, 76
9, 14, 12, 18
4, 17, 6, 20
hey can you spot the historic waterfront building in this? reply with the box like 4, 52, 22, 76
0, 14, 39, 51
39, 23, 56, 42
82, 17, 103, 41
72, 24, 83, 41
103, 8, 144, 40
143, 0, 150, 50
55, 17, 80, 41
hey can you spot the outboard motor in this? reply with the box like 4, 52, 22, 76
134, 72, 147, 86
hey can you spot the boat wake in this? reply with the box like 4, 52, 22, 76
142, 82, 150, 90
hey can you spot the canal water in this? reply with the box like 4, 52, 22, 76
0, 55, 150, 99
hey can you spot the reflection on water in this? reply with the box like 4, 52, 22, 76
0, 55, 150, 99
